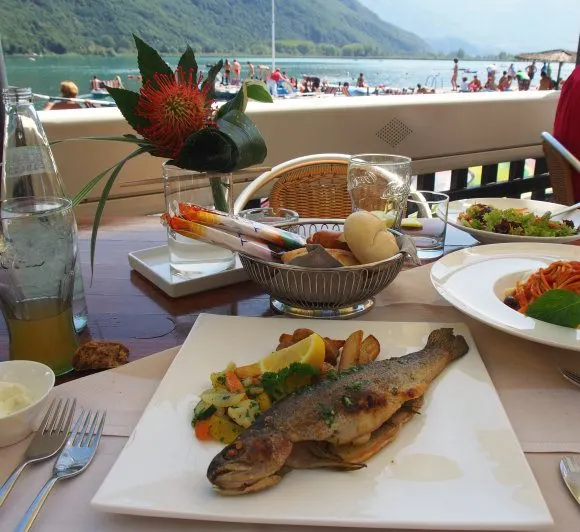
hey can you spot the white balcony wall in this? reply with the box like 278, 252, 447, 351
40, 91, 559, 217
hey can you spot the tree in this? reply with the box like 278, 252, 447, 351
457, 48, 465, 60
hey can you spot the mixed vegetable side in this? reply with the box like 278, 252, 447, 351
192, 362, 319, 443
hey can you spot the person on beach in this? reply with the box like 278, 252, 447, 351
356, 73, 365, 88
341, 82, 351, 96
468, 75, 482, 92
498, 71, 511, 91
232, 59, 241, 84
508, 64, 516, 80
451, 57, 459, 91
459, 76, 469, 92
538, 71, 553, 90
553, 66, 580, 200
247, 61, 255, 79
516, 70, 530, 91
90, 75, 103, 91
526, 61, 537, 82
223, 59, 231, 85
44, 80, 82, 110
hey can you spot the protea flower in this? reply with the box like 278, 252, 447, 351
134, 68, 215, 159
67, 34, 272, 273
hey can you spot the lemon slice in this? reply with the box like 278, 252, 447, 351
401, 218, 423, 229
259, 333, 326, 373
235, 333, 326, 378
370, 210, 397, 229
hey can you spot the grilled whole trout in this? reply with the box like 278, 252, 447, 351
207, 328, 469, 494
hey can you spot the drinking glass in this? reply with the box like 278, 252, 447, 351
238, 207, 299, 225
0, 197, 78, 376
163, 163, 235, 278
347, 154, 412, 230
400, 191, 449, 260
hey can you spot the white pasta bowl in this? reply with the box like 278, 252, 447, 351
447, 197, 580, 244
0, 360, 55, 447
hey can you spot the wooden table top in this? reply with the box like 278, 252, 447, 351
0, 214, 478, 383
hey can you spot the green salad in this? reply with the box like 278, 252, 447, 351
458, 203, 578, 237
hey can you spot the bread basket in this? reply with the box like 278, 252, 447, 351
238, 219, 407, 319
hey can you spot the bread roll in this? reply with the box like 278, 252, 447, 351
306, 230, 351, 250
325, 249, 360, 266
343, 211, 400, 264
281, 247, 308, 264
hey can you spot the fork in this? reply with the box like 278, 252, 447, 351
0, 397, 76, 508
560, 367, 580, 388
15, 410, 106, 532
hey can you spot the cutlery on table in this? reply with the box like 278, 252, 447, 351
559, 367, 580, 388
560, 456, 580, 505
549, 201, 580, 219
0, 398, 76, 508
14, 410, 106, 532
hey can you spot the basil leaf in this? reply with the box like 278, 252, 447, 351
525, 289, 580, 328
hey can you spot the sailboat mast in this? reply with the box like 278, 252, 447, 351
271, 0, 275, 71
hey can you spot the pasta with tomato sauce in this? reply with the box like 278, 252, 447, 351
504, 261, 580, 313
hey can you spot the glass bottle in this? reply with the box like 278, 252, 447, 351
1, 87, 88, 332
0, 87, 79, 375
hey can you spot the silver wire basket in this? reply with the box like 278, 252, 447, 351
238, 219, 406, 319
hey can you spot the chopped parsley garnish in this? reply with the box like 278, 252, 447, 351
319, 405, 336, 427
341, 395, 354, 407
261, 362, 319, 402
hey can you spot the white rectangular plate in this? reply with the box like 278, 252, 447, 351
91, 315, 552, 530
128, 245, 248, 298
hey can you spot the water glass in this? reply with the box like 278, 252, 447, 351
238, 207, 299, 225
400, 191, 449, 260
347, 154, 412, 230
163, 163, 235, 278
0, 197, 78, 376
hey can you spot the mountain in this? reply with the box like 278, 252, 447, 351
0, 0, 429, 56
358, 0, 579, 54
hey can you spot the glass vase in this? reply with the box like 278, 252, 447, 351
163, 163, 235, 278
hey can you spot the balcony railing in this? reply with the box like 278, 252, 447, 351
40, 90, 559, 216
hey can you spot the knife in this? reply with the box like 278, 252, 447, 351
560, 456, 580, 505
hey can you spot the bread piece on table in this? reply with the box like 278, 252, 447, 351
72, 341, 129, 371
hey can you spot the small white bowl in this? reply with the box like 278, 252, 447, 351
0, 360, 55, 447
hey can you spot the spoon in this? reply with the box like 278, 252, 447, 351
548, 201, 580, 219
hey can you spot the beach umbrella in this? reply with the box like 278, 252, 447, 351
515, 49, 577, 85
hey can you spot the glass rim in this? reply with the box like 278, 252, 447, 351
239, 206, 299, 216
1, 196, 73, 219
407, 191, 449, 204
349, 153, 412, 167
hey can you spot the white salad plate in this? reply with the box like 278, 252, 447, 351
431, 242, 580, 352
447, 197, 580, 244
92, 314, 552, 530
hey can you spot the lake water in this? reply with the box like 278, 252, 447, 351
5, 55, 575, 103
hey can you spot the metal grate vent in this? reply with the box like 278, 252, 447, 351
376, 118, 413, 147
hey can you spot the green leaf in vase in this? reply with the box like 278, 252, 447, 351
105, 88, 149, 130
177, 45, 198, 82
525, 289, 580, 328
134, 34, 174, 88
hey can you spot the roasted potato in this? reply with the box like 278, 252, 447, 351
358, 335, 381, 365
338, 330, 363, 370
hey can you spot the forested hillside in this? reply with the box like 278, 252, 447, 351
0, 0, 429, 57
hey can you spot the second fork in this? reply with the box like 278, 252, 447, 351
0, 397, 76, 508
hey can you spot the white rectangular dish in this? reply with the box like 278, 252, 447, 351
91, 314, 552, 530
128, 245, 248, 298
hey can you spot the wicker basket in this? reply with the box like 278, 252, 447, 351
238, 220, 406, 319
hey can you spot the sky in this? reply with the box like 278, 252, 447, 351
358, 0, 580, 54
